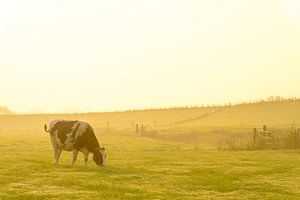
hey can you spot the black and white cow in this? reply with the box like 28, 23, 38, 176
44, 120, 106, 167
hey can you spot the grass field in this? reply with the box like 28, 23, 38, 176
0, 101, 300, 199
0, 130, 299, 200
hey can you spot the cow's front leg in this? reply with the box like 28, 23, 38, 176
54, 148, 62, 167
72, 149, 78, 166
82, 149, 89, 166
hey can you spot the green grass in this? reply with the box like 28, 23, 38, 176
1, 101, 300, 199
0, 130, 299, 200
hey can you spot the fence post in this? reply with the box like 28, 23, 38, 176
253, 128, 257, 149
296, 129, 300, 149
141, 124, 145, 135
107, 122, 110, 130
135, 124, 139, 134
263, 125, 267, 131
272, 134, 275, 149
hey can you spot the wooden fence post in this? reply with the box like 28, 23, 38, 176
141, 124, 145, 135
272, 134, 275, 149
135, 124, 139, 134
263, 125, 267, 131
253, 128, 257, 149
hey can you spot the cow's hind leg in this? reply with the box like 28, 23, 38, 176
72, 150, 78, 166
54, 148, 62, 167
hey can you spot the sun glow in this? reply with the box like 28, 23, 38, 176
0, 0, 300, 113
282, 0, 300, 32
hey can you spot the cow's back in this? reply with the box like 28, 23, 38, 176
48, 120, 100, 152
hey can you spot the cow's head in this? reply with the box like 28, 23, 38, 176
93, 147, 106, 166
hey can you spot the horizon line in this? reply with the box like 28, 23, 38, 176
4, 96, 299, 116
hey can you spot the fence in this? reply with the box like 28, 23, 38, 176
253, 126, 275, 149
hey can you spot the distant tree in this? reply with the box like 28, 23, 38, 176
0, 106, 14, 115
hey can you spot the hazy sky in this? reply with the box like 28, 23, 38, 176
1, 0, 300, 113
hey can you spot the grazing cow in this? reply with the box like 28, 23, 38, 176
44, 120, 106, 167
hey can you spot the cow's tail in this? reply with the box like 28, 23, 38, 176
44, 124, 49, 133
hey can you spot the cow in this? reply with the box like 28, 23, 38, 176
44, 120, 106, 167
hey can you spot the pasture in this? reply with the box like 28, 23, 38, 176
0, 101, 300, 199
0, 131, 299, 199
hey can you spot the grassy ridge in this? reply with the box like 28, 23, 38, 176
177, 100, 300, 129
0, 107, 219, 132
1, 100, 300, 133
